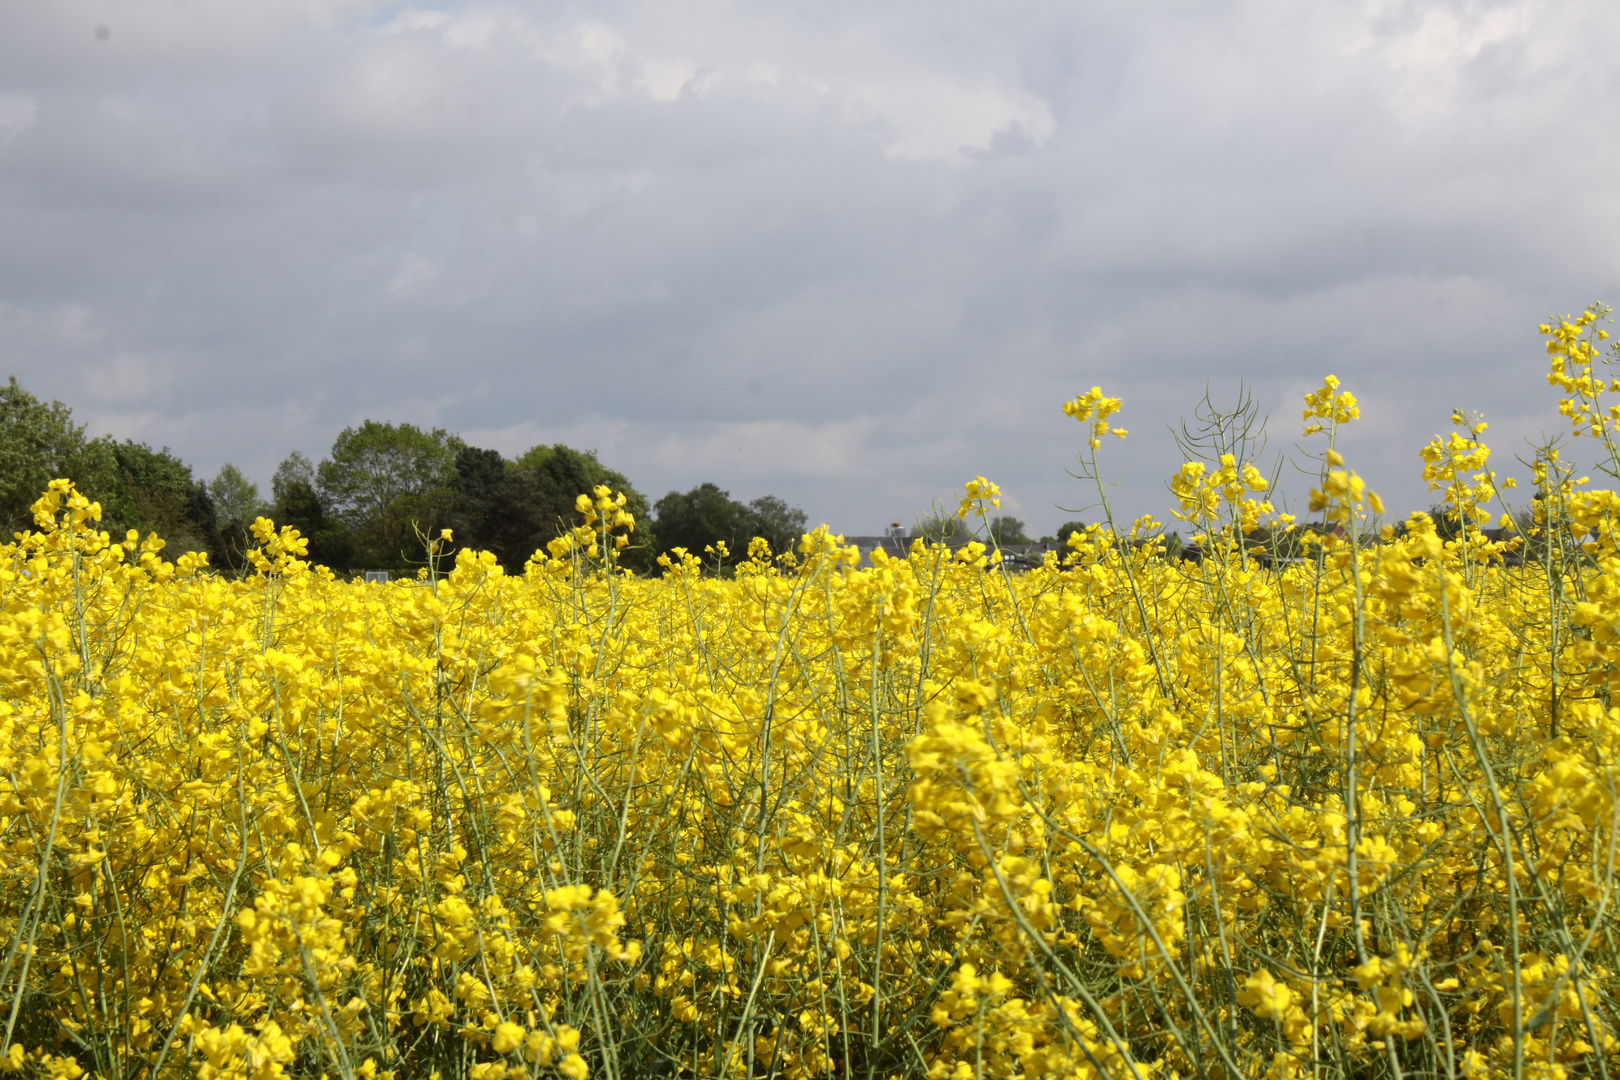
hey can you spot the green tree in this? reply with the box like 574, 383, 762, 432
652, 484, 808, 566
272, 477, 354, 573
514, 444, 656, 571
746, 495, 808, 557
0, 377, 243, 565
514, 444, 600, 540
316, 421, 463, 571
448, 446, 548, 574
0, 377, 119, 534
272, 451, 316, 504
653, 483, 755, 562
207, 464, 267, 575
917, 512, 972, 544
1054, 521, 1087, 546
988, 515, 1031, 545
1429, 503, 1470, 544
102, 440, 224, 562
209, 464, 264, 527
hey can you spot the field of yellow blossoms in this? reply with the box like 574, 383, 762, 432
4, 310, 1620, 1080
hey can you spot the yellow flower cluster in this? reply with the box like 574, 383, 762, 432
1062, 388, 1127, 450
1302, 374, 1360, 436
956, 477, 1002, 520
1170, 455, 1272, 529
2, 313, 1620, 1080
1543, 305, 1615, 440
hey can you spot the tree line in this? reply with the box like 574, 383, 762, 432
0, 377, 807, 576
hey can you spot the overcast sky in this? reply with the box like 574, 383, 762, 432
2, 0, 1618, 536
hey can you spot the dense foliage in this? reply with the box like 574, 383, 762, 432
651, 485, 809, 569
0, 385, 807, 576
0, 379, 223, 563
2, 310, 1620, 1080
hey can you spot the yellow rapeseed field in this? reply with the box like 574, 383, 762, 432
3, 311, 1620, 1080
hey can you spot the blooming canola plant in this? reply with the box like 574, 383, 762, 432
1, 311, 1620, 1079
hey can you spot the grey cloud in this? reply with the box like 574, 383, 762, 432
0, 0, 1617, 538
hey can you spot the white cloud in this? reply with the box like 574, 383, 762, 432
0, 1, 386, 67
644, 417, 882, 481
1, 0, 1619, 534
48, 304, 100, 348
389, 254, 437, 296
83, 353, 167, 404
270, 5, 1052, 170
458, 415, 882, 488
843, 74, 1053, 161
1360, 3, 1537, 123
458, 417, 632, 459
0, 93, 35, 143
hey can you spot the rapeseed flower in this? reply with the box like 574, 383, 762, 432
0, 315, 1616, 1079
